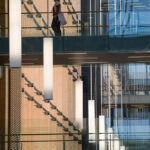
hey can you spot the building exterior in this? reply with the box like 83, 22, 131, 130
0, 0, 150, 150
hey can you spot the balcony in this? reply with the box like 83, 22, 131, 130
1, 0, 150, 65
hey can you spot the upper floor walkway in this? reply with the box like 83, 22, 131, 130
1, 0, 150, 64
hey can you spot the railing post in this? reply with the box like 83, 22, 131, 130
63, 135, 65, 150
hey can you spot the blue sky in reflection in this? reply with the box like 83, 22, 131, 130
109, 0, 150, 36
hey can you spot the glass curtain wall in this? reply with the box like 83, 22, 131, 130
82, 63, 150, 150
82, 0, 150, 36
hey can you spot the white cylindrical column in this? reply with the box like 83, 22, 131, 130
88, 100, 96, 143
120, 146, 126, 150
114, 137, 120, 150
9, 0, 21, 68
99, 115, 106, 150
75, 79, 83, 130
43, 38, 53, 100
108, 128, 114, 150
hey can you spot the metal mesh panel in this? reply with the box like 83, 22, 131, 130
9, 68, 21, 150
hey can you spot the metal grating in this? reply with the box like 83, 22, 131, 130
8, 68, 21, 150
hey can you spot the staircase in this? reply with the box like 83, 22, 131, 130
63, 0, 81, 25
22, 0, 81, 36
22, 0, 54, 36
21, 73, 82, 149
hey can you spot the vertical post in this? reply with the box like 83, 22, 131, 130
63, 135, 65, 150
120, 0, 122, 35
94, 0, 97, 35
99, 115, 106, 150
88, 100, 96, 143
108, 128, 114, 150
120, 145, 126, 150
43, 38, 53, 100
99, 0, 102, 35
108, 64, 111, 128
9, 0, 21, 68
108, 64, 114, 150
47, 0, 49, 36
75, 79, 83, 130
114, 137, 120, 150
120, 66, 123, 127
100, 65, 103, 115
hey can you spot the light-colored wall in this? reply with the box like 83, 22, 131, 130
22, 0, 81, 36
21, 65, 81, 150
0, 65, 81, 150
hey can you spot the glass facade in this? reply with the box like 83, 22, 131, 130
82, 64, 150, 150
0, 0, 150, 150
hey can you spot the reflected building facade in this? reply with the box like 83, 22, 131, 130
0, 0, 150, 150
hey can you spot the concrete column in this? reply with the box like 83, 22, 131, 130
9, 0, 21, 68
114, 137, 120, 150
120, 145, 126, 150
99, 115, 106, 150
43, 38, 53, 100
8, 68, 21, 150
75, 79, 83, 130
88, 100, 96, 143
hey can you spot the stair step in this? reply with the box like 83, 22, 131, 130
63, 127, 69, 132
72, 20, 78, 24
68, 121, 73, 126
68, 132, 73, 136
57, 111, 63, 116
21, 0, 24, 4
27, 96, 34, 101
36, 13, 41, 18
63, 1, 67, 5
36, 91, 42, 95
63, 116, 68, 121
44, 99, 50, 103
73, 136, 78, 141
68, 0, 72, 5
27, 0, 33, 5
44, 111, 50, 115
51, 105, 57, 109
51, 117, 57, 121
36, 104, 42, 108
73, 126, 79, 132
27, 83, 34, 87
22, 88, 24, 92
57, 121, 62, 127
